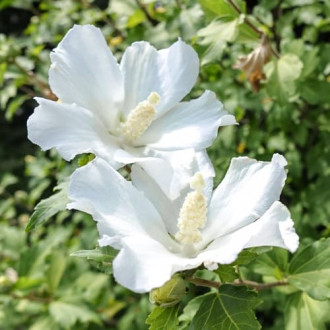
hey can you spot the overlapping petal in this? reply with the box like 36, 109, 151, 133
67, 153, 298, 293
27, 98, 122, 168
120, 39, 199, 118
199, 202, 299, 267
130, 150, 214, 235
138, 91, 237, 150
68, 158, 172, 248
203, 154, 288, 242
49, 25, 124, 131
114, 148, 197, 200
111, 235, 201, 293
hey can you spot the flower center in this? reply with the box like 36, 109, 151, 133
121, 92, 160, 142
175, 173, 207, 247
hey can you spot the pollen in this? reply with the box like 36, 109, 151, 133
175, 173, 207, 245
121, 92, 160, 142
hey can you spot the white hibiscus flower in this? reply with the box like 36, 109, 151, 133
27, 24, 236, 199
68, 153, 299, 293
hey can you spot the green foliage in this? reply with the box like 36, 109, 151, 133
191, 285, 262, 329
1, 0, 330, 328
265, 54, 303, 105
285, 292, 330, 330
25, 181, 69, 232
146, 305, 179, 330
288, 238, 330, 300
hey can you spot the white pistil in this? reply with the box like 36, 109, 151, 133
175, 173, 207, 246
121, 92, 160, 142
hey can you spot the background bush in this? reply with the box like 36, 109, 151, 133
0, 0, 329, 329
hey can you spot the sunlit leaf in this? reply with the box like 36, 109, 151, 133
288, 238, 330, 300
146, 305, 179, 330
191, 285, 262, 329
264, 54, 303, 104
25, 181, 69, 232
285, 292, 330, 330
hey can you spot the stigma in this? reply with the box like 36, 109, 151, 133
121, 92, 160, 142
175, 173, 207, 246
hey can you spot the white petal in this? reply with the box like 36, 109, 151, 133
131, 164, 184, 235
138, 149, 196, 200
112, 235, 203, 293
68, 158, 171, 247
114, 147, 196, 200
49, 25, 124, 131
199, 201, 299, 266
120, 39, 199, 118
130, 150, 214, 235
204, 154, 288, 242
139, 91, 237, 150
243, 201, 299, 253
27, 98, 121, 168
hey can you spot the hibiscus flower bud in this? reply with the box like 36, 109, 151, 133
149, 274, 186, 307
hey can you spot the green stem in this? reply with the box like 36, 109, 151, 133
226, 0, 280, 59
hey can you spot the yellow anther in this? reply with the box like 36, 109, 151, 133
175, 173, 207, 245
147, 92, 161, 105
121, 92, 160, 142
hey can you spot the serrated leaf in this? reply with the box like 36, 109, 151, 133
25, 182, 69, 232
233, 250, 258, 265
264, 54, 303, 105
288, 238, 330, 300
214, 265, 237, 283
285, 292, 330, 330
191, 285, 262, 330
251, 247, 288, 279
198, 17, 239, 64
146, 305, 179, 330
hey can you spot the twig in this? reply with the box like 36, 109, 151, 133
227, 0, 262, 37
135, 0, 158, 26
186, 277, 288, 291
227, 0, 280, 59
13, 60, 57, 100
233, 279, 288, 291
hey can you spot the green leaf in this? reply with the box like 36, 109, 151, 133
251, 248, 288, 279
71, 246, 118, 275
30, 316, 60, 330
126, 9, 146, 28
46, 251, 66, 293
264, 54, 303, 105
70, 246, 117, 263
178, 295, 205, 325
146, 305, 179, 330
198, 17, 239, 64
191, 285, 262, 329
5, 95, 29, 120
199, 0, 238, 18
214, 265, 238, 283
288, 238, 330, 300
49, 301, 101, 328
285, 292, 330, 330
25, 182, 69, 232
233, 250, 258, 265
298, 79, 330, 105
